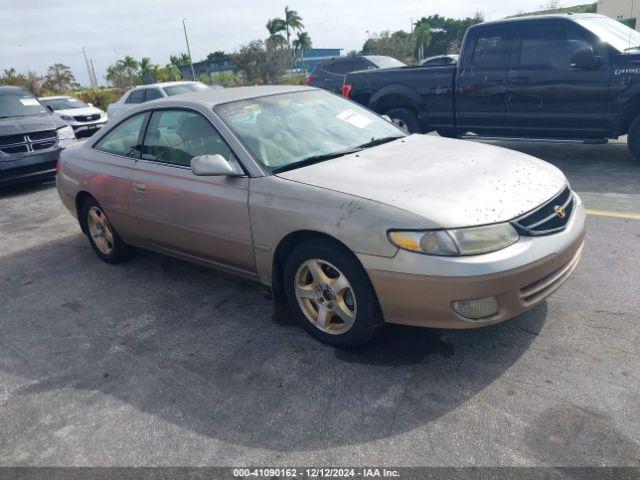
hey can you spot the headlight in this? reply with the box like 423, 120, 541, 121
388, 223, 519, 256
60, 115, 74, 121
57, 125, 76, 148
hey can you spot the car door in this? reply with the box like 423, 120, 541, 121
129, 108, 255, 273
456, 26, 513, 135
506, 21, 610, 138
90, 112, 148, 245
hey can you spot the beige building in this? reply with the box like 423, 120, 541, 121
598, 0, 639, 30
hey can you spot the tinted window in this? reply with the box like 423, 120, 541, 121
519, 25, 591, 70
367, 56, 406, 69
331, 61, 354, 74
126, 90, 145, 104
145, 89, 163, 101
351, 60, 372, 71
94, 114, 145, 157
471, 28, 511, 68
141, 109, 235, 167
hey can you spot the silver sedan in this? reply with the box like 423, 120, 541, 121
56, 86, 585, 346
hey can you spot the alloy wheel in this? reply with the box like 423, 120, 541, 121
87, 206, 114, 255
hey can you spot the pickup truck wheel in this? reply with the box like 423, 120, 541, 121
386, 108, 420, 134
628, 115, 640, 161
436, 129, 457, 139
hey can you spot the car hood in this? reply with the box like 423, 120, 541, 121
276, 135, 567, 228
54, 106, 104, 116
0, 113, 65, 136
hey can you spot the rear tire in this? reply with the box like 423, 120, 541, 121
628, 115, 640, 161
386, 108, 420, 134
283, 239, 383, 347
81, 197, 130, 264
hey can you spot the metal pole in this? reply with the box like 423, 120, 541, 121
183, 19, 196, 81
89, 58, 98, 87
82, 47, 95, 87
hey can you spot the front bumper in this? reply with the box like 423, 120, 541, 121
0, 148, 61, 187
69, 120, 107, 135
361, 195, 586, 329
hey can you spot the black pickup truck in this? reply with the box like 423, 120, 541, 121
343, 14, 640, 159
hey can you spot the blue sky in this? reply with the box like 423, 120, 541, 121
1, 0, 578, 85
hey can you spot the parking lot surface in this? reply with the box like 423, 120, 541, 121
0, 138, 638, 466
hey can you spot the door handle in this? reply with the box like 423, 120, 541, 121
133, 182, 147, 193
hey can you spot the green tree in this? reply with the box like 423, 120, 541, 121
414, 13, 483, 57
169, 53, 191, 67
361, 30, 413, 62
292, 31, 313, 70
206, 51, 227, 61
412, 24, 431, 61
266, 18, 287, 49
106, 56, 140, 91
42, 63, 78, 94
233, 40, 289, 84
139, 57, 155, 84
283, 6, 304, 50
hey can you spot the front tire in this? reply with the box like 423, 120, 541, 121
283, 239, 382, 347
628, 115, 640, 161
385, 108, 420, 134
81, 197, 130, 264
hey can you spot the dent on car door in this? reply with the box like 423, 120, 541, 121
90, 112, 147, 245
129, 108, 256, 273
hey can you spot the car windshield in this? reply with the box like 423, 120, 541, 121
41, 97, 89, 110
367, 56, 406, 69
575, 16, 640, 52
215, 90, 405, 171
0, 89, 48, 119
163, 83, 209, 96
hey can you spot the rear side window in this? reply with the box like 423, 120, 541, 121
126, 90, 145, 104
140, 109, 235, 167
519, 25, 592, 70
471, 28, 512, 68
94, 113, 145, 157
330, 61, 354, 74
145, 89, 163, 101
351, 60, 372, 71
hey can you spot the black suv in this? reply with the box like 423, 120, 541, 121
0, 86, 76, 187
306, 55, 405, 94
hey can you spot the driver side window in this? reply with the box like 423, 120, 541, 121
140, 109, 236, 167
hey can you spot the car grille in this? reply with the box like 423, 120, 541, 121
73, 114, 101, 122
512, 186, 574, 236
0, 130, 58, 155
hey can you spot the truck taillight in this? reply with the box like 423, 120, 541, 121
342, 83, 352, 99
305, 76, 313, 86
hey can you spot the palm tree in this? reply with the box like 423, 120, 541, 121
293, 32, 312, 71
139, 57, 153, 84
413, 24, 431, 61
266, 18, 287, 49
284, 6, 304, 51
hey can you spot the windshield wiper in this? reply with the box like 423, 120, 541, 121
272, 146, 364, 173
356, 136, 404, 149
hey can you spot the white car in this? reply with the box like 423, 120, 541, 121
106, 81, 209, 122
39, 96, 107, 137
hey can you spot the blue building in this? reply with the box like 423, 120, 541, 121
178, 56, 236, 80
293, 48, 343, 72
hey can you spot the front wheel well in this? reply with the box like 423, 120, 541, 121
75, 191, 94, 235
270, 231, 362, 303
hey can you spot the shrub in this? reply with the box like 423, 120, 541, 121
70, 88, 119, 111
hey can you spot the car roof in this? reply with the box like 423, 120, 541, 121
477, 12, 604, 28
130, 81, 200, 91
153, 85, 314, 107
0, 85, 30, 93
39, 95, 72, 100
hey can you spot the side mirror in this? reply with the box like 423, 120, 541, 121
381, 114, 392, 123
46, 105, 55, 113
191, 154, 240, 176
570, 47, 596, 69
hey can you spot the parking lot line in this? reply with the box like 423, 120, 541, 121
586, 209, 640, 220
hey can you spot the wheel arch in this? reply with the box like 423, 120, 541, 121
270, 230, 368, 303
75, 191, 94, 235
369, 85, 423, 116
